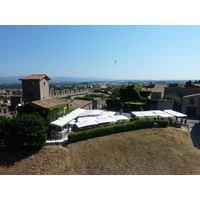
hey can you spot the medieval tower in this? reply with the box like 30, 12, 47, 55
19, 74, 51, 103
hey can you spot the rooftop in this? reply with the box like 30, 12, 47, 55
182, 93, 200, 98
66, 99, 92, 109
141, 84, 167, 93
19, 74, 51, 80
31, 98, 67, 108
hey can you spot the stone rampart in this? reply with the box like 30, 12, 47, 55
49, 88, 89, 98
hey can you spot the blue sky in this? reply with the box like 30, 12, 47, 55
1, 25, 200, 80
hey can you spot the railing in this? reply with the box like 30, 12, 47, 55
50, 128, 70, 139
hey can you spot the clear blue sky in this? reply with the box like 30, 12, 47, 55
1, 25, 200, 80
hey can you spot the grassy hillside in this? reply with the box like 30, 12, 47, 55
0, 126, 200, 175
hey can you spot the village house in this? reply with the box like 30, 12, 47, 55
182, 93, 200, 117
141, 83, 167, 99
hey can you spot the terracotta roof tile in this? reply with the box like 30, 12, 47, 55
31, 98, 67, 108
19, 74, 51, 80
141, 84, 167, 93
66, 99, 92, 109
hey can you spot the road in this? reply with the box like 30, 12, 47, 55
186, 117, 200, 149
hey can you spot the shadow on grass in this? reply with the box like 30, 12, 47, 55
190, 123, 200, 149
0, 146, 42, 167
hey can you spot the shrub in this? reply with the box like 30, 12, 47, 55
5, 113, 48, 150
156, 120, 170, 127
68, 119, 156, 142
0, 115, 11, 142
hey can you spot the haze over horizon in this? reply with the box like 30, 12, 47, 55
1, 25, 200, 81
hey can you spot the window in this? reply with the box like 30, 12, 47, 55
31, 81, 34, 86
190, 98, 194, 104
44, 81, 45, 86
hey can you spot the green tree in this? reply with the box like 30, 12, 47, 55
112, 87, 121, 97
120, 84, 142, 102
0, 116, 11, 142
5, 113, 48, 150
185, 80, 193, 88
163, 93, 182, 106
167, 83, 179, 87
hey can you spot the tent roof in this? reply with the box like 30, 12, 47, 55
131, 111, 145, 117
50, 108, 86, 127
76, 119, 98, 128
113, 115, 129, 121
78, 110, 104, 117
164, 110, 187, 117
96, 115, 117, 124
151, 110, 174, 118
131, 111, 158, 118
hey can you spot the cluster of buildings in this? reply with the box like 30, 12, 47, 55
141, 82, 200, 117
1, 74, 200, 120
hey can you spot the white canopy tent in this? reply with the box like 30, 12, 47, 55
78, 110, 104, 117
76, 119, 98, 128
50, 108, 86, 127
131, 111, 158, 119
113, 115, 129, 121
164, 109, 187, 117
131, 111, 146, 119
96, 115, 117, 124
99, 111, 116, 117
151, 110, 174, 118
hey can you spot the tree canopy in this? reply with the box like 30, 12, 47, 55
163, 93, 182, 106
4, 113, 48, 150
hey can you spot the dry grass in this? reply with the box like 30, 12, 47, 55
1, 126, 200, 175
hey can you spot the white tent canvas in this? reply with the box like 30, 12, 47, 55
76, 119, 98, 128
151, 110, 174, 118
96, 116, 117, 124
164, 110, 187, 117
113, 115, 129, 121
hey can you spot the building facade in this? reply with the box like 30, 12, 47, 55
19, 74, 51, 103
182, 93, 200, 117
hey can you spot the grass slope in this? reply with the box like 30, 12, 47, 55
0, 126, 200, 175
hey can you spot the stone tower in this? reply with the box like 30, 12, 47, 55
19, 74, 51, 103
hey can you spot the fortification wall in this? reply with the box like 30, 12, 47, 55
49, 88, 89, 98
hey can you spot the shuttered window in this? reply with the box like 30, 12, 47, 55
190, 98, 194, 104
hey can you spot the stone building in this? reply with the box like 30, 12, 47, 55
19, 74, 51, 103
182, 93, 200, 117
141, 84, 167, 99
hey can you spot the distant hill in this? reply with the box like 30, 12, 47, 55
0, 76, 23, 83
0, 127, 200, 175
0, 76, 189, 84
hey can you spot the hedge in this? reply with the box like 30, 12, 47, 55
156, 120, 170, 127
68, 119, 158, 142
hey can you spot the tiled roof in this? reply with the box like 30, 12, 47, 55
141, 84, 167, 93
31, 98, 67, 108
19, 74, 51, 80
66, 99, 92, 109
182, 93, 200, 98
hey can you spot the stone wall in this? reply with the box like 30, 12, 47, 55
156, 99, 173, 110
164, 87, 200, 97
92, 98, 107, 109
0, 106, 10, 116
49, 88, 89, 98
